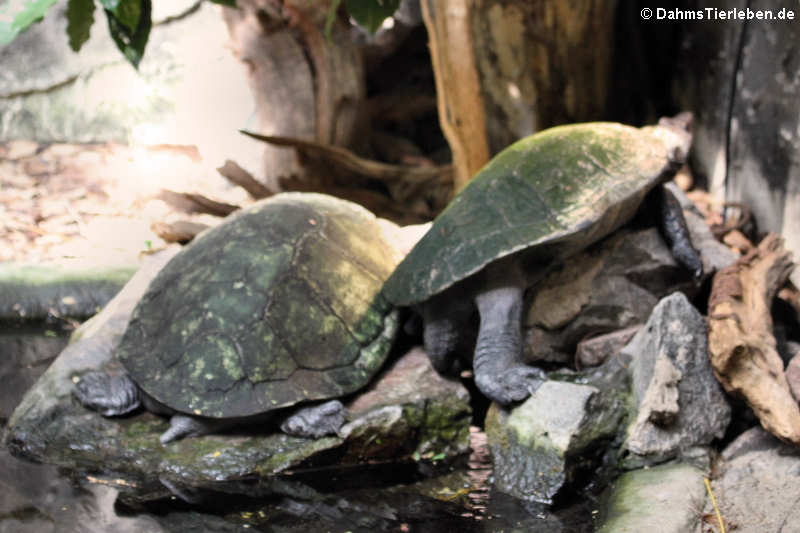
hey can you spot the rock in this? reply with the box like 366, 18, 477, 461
698, 427, 800, 533
0, 324, 69, 423
0, 263, 136, 321
485, 360, 628, 504
524, 227, 694, 363
523, 189, 732, 366
4, 248, 470, 488
786, 349, 800, 402
575, 326, 641, 368
620, 292, 731, 467
342, 347, 471, 461
596, 462, 706, 533
0, 0, 262, 176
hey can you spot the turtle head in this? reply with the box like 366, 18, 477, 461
654, 112, 694, 169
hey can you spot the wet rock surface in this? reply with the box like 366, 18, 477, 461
620, 292, 731, 467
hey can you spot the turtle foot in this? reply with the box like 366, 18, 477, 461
475, 365, 546, 406
280, 400, 345, 438
160, 415, 229, 444
73, 371, 140, 416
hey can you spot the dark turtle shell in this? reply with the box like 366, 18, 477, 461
117, 193, 403, 419
382, 121, 690, 306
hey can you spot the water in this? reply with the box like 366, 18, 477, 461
0, 322, 595, 532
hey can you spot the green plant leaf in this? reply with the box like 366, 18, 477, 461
208, 0, 236, 6
104, 0, 150, 68
344, 0, 400, 34
0, 0, 59, 46
105, 0, 139, 32
66, 0, 95, 52
97, 0, 120, 12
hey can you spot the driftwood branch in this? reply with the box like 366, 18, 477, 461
708, 233, 800, 445
151, 220, 210, 244
157, 190, 239, 217
241, 130, 453, 223
217, 160, 274, 199
240, 131, 453, 185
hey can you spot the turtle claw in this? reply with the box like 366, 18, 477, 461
475, 365, 546, 406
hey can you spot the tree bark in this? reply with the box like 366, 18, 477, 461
222, 0, 364, 188
421, 0, 617, 191
420, 0, 490, 193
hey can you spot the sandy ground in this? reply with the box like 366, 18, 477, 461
0, 140, 253, 267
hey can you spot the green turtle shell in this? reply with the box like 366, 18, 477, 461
382, 121, 689, 306
117, 193, 403, 419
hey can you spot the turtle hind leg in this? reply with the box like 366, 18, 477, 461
422, 290, 474, 376
472, 263, 545, 406
73, 371, 141, 416
160, 415, 231, 444
280, 400, 345, 438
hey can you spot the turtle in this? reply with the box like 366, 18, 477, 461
74, 192, 403, 443
381, 113, 703, 406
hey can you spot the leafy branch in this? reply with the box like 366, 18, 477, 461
0, 0, 400, 69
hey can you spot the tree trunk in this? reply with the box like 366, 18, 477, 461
421, 0, 618, 191
222, 0, 364, 189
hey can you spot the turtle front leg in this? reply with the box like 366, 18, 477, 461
73, 371, 141, 416
656, 184, 704, 279
472, 265, 545, 405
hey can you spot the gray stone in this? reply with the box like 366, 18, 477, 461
523, 192, 728, 366
524, 227, 694, 363
0, 0, 261, 175
4, 248, 470, 487
786, 348, 800, 402
485, 362, 627, 504
696, 427, 800, 533
596, 462, 706, 533
620, 292, 731, 466
575, 325, 641, 368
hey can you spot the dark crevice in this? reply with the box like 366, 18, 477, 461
0, 74, 80, 100
724, 0, 750, 202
